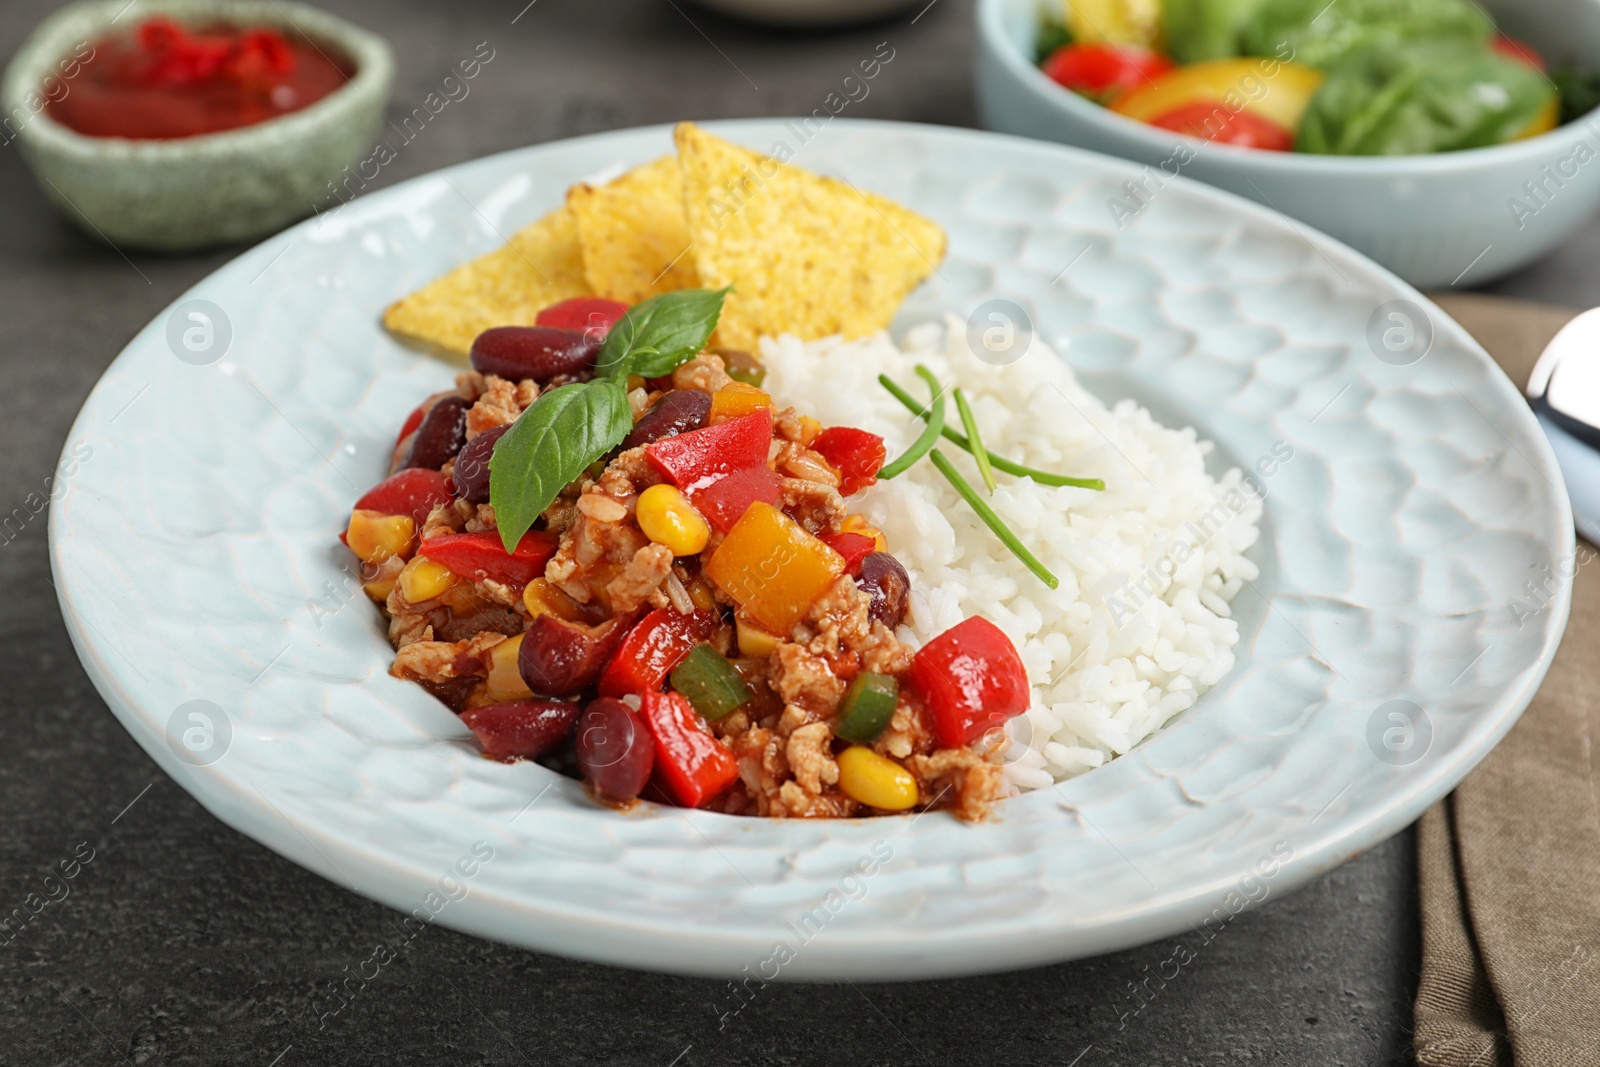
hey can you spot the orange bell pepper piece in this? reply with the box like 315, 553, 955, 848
704, 502, 844, 635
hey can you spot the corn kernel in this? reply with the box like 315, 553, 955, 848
687, 577, 718, 614
523, 578, 587, 622
636, 484, 711, 556
796, 415, 823, 447
710, 381, 772, 421
840, 514, 888, 553
346, 510, 416, 564
485, 634, 533, 702
836, 746, 919, 811
363, 576, 397, 603
736, 616, 782, 658
398, 557, 456, 604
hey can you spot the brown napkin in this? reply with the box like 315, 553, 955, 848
1414, 294, 1600, 1066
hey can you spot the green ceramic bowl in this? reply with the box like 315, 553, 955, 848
2, 0, 393, 252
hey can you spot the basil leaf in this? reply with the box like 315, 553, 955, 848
596, 287, 730, 381
488, 380, 633, 551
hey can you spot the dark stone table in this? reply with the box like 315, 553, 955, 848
4, 0, 1568, 1062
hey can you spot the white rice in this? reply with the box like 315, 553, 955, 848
761, 317, 1262, 791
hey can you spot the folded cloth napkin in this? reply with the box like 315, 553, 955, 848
1414, 293, 1600, 1066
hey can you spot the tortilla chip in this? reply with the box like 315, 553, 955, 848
381, 206, 590, 358
569, 155, 700, 303
673, 122, 946, 351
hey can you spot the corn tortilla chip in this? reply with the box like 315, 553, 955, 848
569, 155, 700, 303
382, 206, 590, 358
673, 122, 946, 351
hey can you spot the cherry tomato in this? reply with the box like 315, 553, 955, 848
1493, 34, 1547, 73
1145, 102, 1296, 151
1042, 43, 1174, 104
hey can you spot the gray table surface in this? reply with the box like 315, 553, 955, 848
1, 0, 1576, 1063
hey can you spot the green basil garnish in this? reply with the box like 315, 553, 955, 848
489, 288, 731, 552
596, 286, 731, 381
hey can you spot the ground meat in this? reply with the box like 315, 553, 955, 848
907, 748, 1009, 822
779, 477, 845, 535
390, 631, 505, 686
775, 441, 840, 487
769, 644, 845, 716
420, 499, 472, 541
544, 495, 652, 606
874, 697, 934, 761
671, 352, 732, 394
464, 503, 497, 533
604, 542, 673, 612
729, 727, 789, 817
785, 722, 839, 794
454, 371, 488, 401
775, 781, 859, 818
387, 610, 434, 649
773, 406, 808, 443
605, 446, 660, 491
465, 375, 534, 438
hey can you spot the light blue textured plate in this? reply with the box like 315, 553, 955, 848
49, 120, 1572, 980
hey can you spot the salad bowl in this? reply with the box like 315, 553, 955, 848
976, 0, 1600, 287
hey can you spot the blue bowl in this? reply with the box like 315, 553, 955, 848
976, 0, 1600, 287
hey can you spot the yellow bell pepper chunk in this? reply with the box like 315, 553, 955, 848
1112, 58, 1324, 135
735, 616, 783, 658
837, 746, 919, 811
1065, 0, 1161, 49
705, 502, 844, 636
710, 381, 773, 422
1517, 94, 1560, 141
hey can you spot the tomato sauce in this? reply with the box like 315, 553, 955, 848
45, 17, 351, 140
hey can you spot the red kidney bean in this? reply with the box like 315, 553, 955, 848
470, 326, 600, 383
518, 614, 629, 698
452, 423, 509, 504
575, 697, 655, 801
623, 389, 712, 450
459, 698, 580, 761
401, 395, 469, 471
856, 552, 910, 629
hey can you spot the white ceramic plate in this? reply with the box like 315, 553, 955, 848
51, 120, 1572, 980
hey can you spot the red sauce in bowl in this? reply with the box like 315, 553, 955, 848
45, 17, 351, 140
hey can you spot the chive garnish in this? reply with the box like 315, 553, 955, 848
953, 387, 996, 494
930, 449, 1059, 590
877, 373, 1104, 491
877, 364, 947, 480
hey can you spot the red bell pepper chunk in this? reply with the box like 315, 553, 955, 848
811, 427, 886, 496
1146, 103, 1295, 151
394, 401, 429, 449
690, 466, 783, 533
353, 468, 454, 525
1492, 34, 1547, 73
460, 699, 581, 762
646, 409, 773, 490
1042, 43, 1175, 104
907, 617, 1031, 748
598, 608, 720, 698
417, 530, 559, 588
818, 532, 876, 577
640, 690, 738, 808
536, 297, 631, 339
